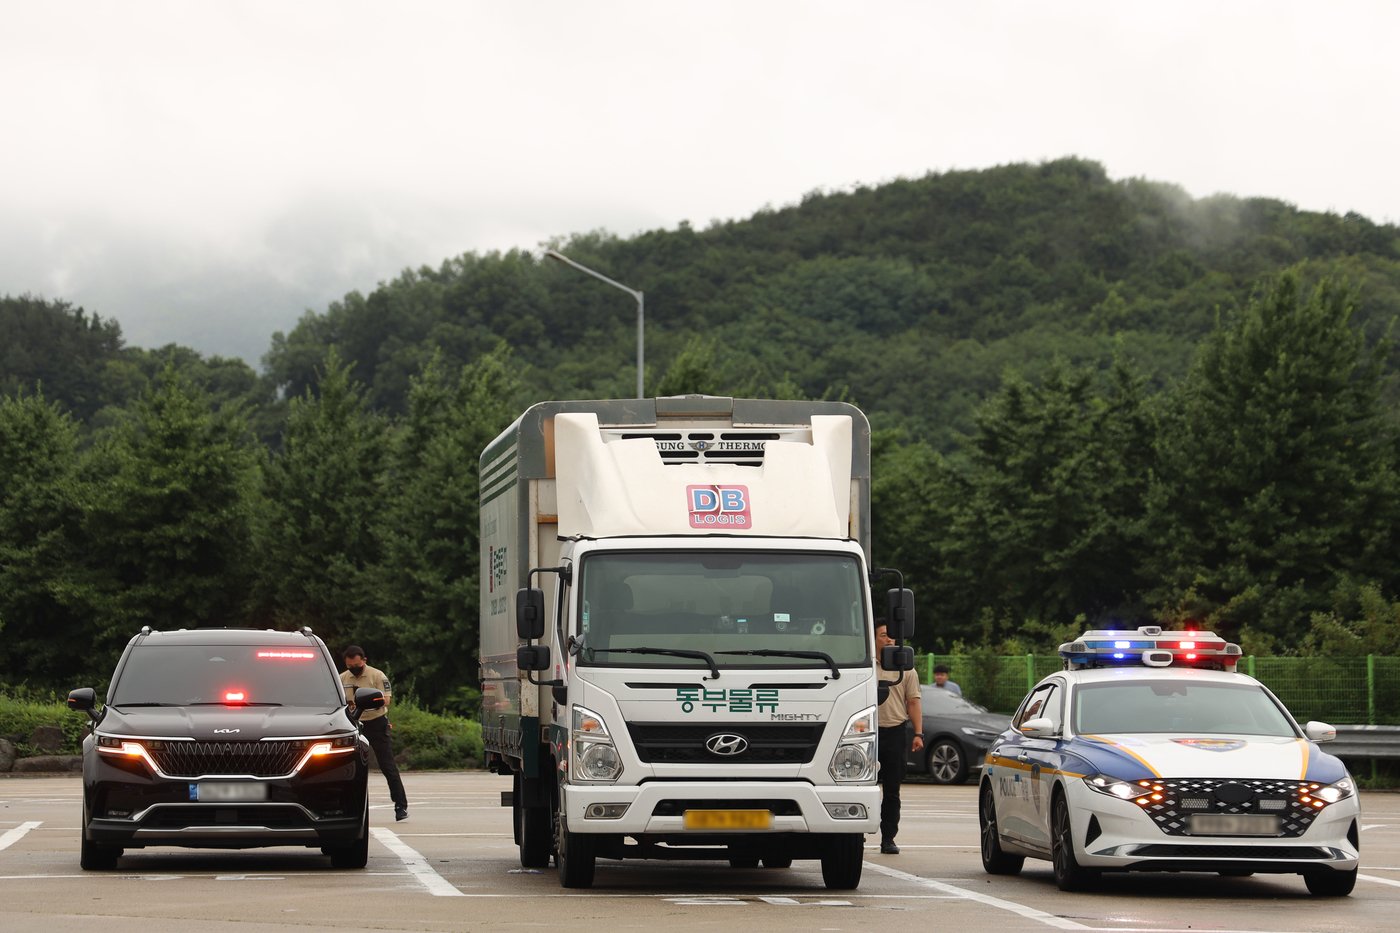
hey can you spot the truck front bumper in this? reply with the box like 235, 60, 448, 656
562, 781, 879, 835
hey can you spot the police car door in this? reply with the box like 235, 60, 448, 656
993, 680, 1060, 847
1016, 679, 1065, 851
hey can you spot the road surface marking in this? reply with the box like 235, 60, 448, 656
863, 860, 1091, 930
0, 822, 41, 852
371, 827, 464, 896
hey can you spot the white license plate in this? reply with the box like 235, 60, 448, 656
1188, 813, 1280, 836
192, 782, 268, 802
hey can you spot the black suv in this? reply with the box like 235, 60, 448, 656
68, 627, 383, 870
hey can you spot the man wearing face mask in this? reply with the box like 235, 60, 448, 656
342, 645, 408, 821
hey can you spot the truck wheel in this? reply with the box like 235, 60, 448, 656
79, 799, 121, 871
329, 798, 370, 869
555, 794, 596, 888
820, 834, 863, 889
927, 739, 967, 784
516, 775, 551, 869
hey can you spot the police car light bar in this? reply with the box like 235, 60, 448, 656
1058, 626, 1242, 671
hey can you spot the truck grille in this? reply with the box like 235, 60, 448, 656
627, 723, 824, 763
1138, 778, 1322, 838
148, 741, 307, 777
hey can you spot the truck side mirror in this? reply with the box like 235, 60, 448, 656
881, 645, 915, 672
885, 588, 915, 640
517, 587, 546, 640
518, 644, 551, 672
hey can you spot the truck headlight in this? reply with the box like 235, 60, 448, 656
571, 705, 624, 784
828, 706, 878, 783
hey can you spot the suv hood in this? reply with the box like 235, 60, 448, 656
100, 705, 350, 740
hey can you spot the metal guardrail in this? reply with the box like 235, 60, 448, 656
1329, 725, 1400, 759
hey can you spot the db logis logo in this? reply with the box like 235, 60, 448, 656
687, 485, 751, 528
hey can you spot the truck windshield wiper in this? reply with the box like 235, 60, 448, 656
716, 649, 841, 679
586, 647, 721, 680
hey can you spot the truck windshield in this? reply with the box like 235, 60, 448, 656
575, 550, 870, 670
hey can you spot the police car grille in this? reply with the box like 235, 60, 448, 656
627, 723, 824, 763
1139, 778, 1320, 838
1131, 843, 1331, 859
149, 741, 306, 777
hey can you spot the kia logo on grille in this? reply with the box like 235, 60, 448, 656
705, 733, 749, 756
213, 728, 241, 734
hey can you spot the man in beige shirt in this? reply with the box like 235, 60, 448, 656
875, 623, 923, 854
342, 645, 408, 821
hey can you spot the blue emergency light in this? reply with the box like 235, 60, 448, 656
1059, 625, 1242, 671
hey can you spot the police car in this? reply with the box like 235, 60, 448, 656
978, 627, 1360, 895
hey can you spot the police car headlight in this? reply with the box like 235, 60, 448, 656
1309, 777, 1356, 805
1083, 773, 1140, 800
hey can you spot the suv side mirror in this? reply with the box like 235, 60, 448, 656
351, 687, 385, 721
880, 645, 915, 672
885, 588, 915, 640
68, 687, 101, 722
517, 588, 546, 640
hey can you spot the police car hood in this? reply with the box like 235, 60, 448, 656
1075, 732, 1347, 783
102, 704, 348, 740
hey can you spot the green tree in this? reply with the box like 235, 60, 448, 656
256, 350, 387, 654
1144, 272, 1400, 643
374, 345, 521, 707
77, 364, 262, 667
0, 391, 92, 686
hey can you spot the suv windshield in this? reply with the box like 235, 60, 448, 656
575, 550, 870, 670
109, 645, 344, 708
1073, 680, 1296, 736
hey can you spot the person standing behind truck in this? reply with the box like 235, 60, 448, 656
874, 623, 923, 854
341, 646, 408, 821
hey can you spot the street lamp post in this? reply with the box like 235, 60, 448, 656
544, 248, 645, 399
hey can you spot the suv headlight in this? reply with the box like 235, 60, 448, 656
829, 706, 877, 783
571, 705, 624, 784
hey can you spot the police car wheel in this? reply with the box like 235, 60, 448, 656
1304, 867, 1357, 897
979, 782, 1023, 875
1051, 794, 1098, 891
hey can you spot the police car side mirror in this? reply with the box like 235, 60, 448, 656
1019, 716, 1056, 738
1305, 721, 1336, 743
517, 588, 546, 640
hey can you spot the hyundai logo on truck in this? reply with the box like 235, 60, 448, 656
705, 733, 750, 756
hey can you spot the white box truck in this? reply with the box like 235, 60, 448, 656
479, 396, 915, 889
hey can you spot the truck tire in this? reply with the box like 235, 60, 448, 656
555, 791, 596, 888
820, 834, 864, 890
515, 774, 551, 869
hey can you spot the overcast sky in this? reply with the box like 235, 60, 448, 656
3, 1, 1397, 366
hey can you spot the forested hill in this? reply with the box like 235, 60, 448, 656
258, 157, 1400, 447
4, 158, 1400, 696
5, 157, 1399, 447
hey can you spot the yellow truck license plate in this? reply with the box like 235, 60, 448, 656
683, 809, 773, 830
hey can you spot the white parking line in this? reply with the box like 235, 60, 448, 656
1360, 873, 1400, 888
0, 822, 42, 852
862, 860, 1091, 930
370, 827, 464, 896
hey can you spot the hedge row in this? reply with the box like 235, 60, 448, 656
0, 693, 483, 770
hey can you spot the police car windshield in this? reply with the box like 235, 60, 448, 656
1073, 681, 1296, 736
576, 550, 870, 669
109, 645, 343, 708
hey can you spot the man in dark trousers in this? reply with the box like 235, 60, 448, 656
341, 645, 408, 821
875, 623, 923, 854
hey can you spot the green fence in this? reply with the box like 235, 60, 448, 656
916, 654, 1400, 726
